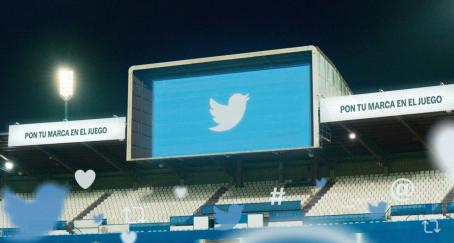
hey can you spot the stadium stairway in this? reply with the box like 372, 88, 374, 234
302, 181, 335, 214
66, 191, 112, 233
442, 185, 454, 217
194, 185, 231, 215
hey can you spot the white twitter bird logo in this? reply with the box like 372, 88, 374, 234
209, 93, 250, 132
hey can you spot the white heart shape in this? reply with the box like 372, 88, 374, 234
173, 186, 188, 199
74, 169, 96, 189
429, 121, 454, 177
120, 231, 137, 243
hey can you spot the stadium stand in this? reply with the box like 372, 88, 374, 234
306, 170, 454, 217
215, 180, 318, 205
85, 184, 224, 224
1, 171, 452, 229
1, 169, 454, 243
0, 190, 106, 229
1, 49, 453, 242
0, 195, 15, 228
63, 190, 106, 222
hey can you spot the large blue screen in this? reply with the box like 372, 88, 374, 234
151, 65, 312, 158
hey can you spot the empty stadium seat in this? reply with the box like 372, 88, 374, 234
84, 184, 225, 224
0, 190, 105, 228
216, 180, 318, 206
0, 170, 452, 229
306, 171, 454, 217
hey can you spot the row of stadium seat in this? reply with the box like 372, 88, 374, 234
306, 170, 454, 216
0, 170, 452, 228
85, 184, 224, 224
0, 190, 106, 228
84, 181, 317, 224
216, 180, 318, 205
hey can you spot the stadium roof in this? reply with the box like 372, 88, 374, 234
0, 111, 452, 178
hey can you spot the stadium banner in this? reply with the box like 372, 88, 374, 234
320, 84, 454, 122
8, 117, 126, 147
127, 47, 324, 160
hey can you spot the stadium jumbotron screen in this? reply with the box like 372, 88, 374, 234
152, 65, 312, 158
127, 48, 319, 160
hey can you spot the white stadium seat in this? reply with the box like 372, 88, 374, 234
216, 180, 318, 206
306, 171, 454, 217
0, 170, 452, 228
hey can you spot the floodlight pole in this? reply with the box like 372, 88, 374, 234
64, 99, 68, 121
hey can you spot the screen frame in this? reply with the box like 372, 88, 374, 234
127, 46, 321, 161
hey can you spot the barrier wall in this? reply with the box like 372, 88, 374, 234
1, 219, 452, 243
201, 201, 301, 215
390, 202, 454, 216
303, 213, 383, 224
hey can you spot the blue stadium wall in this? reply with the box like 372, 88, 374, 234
1, 219, 452, 243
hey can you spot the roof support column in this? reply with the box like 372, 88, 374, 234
278, 160, 284, 183
311, 158, 319, 183
235, 160, 243, 187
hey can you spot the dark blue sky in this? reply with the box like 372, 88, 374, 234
1, 0, 453, 131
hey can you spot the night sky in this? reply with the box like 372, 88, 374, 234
1, 0, 453, 131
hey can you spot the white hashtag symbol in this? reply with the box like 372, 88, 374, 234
270, 187, 285, 205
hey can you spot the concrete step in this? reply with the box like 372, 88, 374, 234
66, 191, 112, 234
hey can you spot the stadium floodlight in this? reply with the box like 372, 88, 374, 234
4, 161, 14, 171
349, 132, 357, 140
57, 68, 75, 120
1, 154, 14, 171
